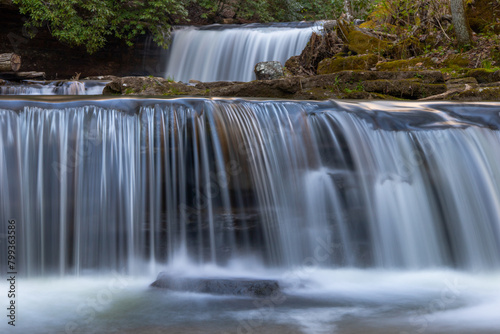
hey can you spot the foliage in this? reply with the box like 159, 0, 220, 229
299, 0, 375, 21
13, 0, 189, 54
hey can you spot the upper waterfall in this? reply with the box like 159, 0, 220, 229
164, 23, 319, 82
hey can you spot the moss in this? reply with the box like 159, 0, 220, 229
347, 30, 391, 55
444, 55, 470, 68
294, 87, 338, 100
387, 37, 422, 59
124, 88, 134, 95
451, 87, 500, 101
317, 54, 380, 74
467, 0, 500, 33
439, 67, 469, 79
467, 69, 500, 83
362, 79, 446, 99
376, 57, 434, 71
342, 91, 405, 100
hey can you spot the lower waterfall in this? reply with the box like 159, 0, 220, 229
1, 98, 499, 275
1, 97, 500, 334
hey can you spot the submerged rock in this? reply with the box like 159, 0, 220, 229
254, 61, 284, 80
151, 272, 281, 297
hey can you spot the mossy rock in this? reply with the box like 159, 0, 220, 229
347, 30, 391, 55
294, 87, 339, 100
376, 57, 434, 71
451, 87, 500, 101
440, 67, 470, 79
341, 91, 402, 100
444, 55, 470, 68
386, 37, 422, 59
362, 79, 446, 99
467, 69, 500, 83
317, 54, 380, 74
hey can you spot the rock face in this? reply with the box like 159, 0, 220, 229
254, 61, 284, 80
151, 273, 281, 297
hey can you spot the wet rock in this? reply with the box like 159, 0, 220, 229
254, 61, 284, 80
0, 79, 5, 85
151, 273, 281, 297
318, 54, 380, 74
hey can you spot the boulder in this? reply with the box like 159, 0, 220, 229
254, 61, 284, 80
151, 273, 281, 297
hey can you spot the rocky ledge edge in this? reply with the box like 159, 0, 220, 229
101, 69, 500, 101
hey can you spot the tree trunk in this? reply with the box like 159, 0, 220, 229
0, 53, 21, 72
343, 0, 354, 22
450, 0, 473, 46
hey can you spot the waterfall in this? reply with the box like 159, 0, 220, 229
0, 80, 108, 95
1, 98, 500, 277
164, 23, 319, 82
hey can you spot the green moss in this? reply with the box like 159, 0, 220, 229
342, 91, 405, 100
376, 57, 434, 71
387, 37, 422, 59
317, 54, 380, 74
347, 30, 391, 55
452, 87, 500, 101
444, 55, 470, 68
467, 0, 500, 33
124, 88, 134, 95
362, 79, 446, 99
467, 68, 500, 83
439, 67, 469, 79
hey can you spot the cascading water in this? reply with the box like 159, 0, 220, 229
1, 98, 500, 334
164, 23, 319, 82
0, 80, 108, 95
1, 98, 500, 274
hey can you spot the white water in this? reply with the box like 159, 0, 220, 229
164, 24, 318, 82
1, 268, 499, 334
0, 80, 108, 95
